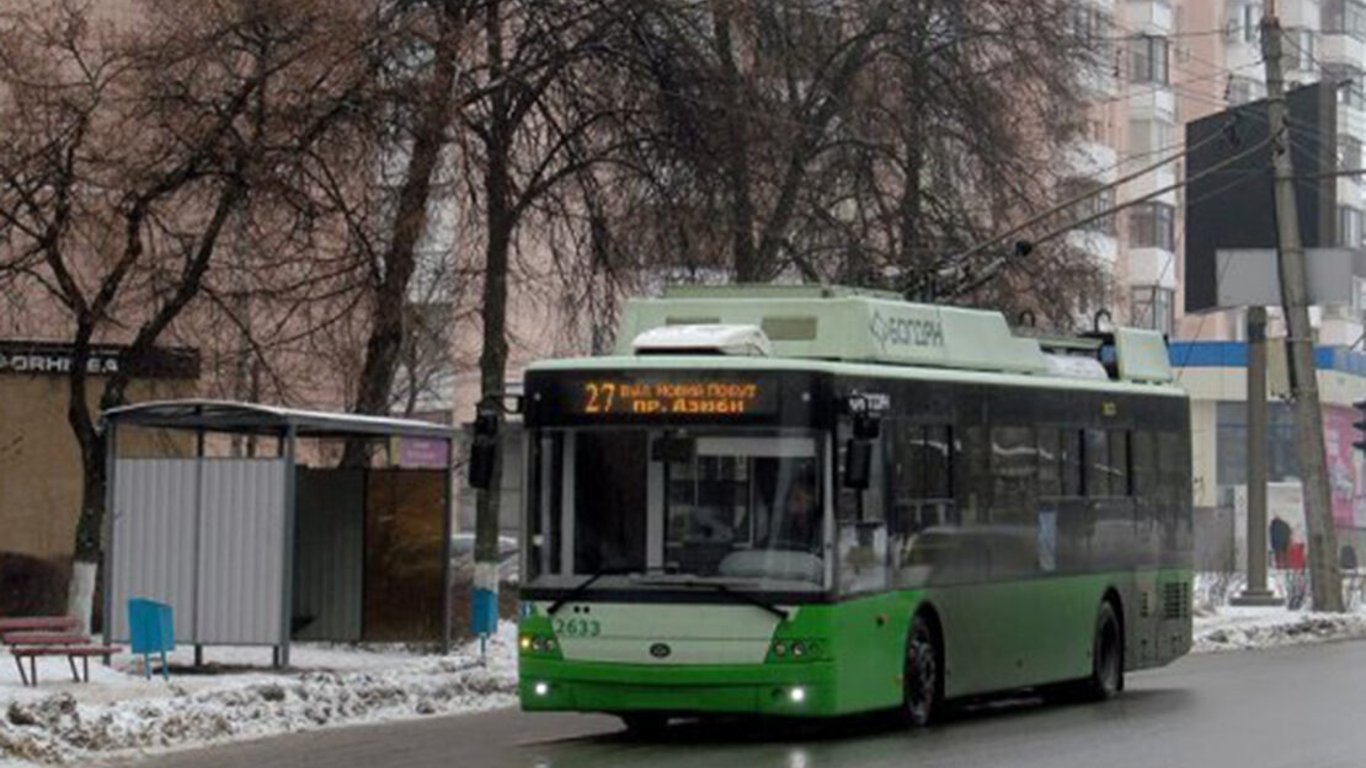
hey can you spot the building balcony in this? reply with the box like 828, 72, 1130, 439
1126, 83, 1177, 122
1121, 164, 1178, 202
1276, 1, 1321, 30
1127, 246, 1178, 289
1320, 31, 1366, 68
1124, 0, 1174, 33
1338, 103, 1366, 148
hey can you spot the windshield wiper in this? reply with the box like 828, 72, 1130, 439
673, 578, 790, 622
547, 569, 623, 616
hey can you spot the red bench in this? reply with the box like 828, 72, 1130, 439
1, 617, 121, 686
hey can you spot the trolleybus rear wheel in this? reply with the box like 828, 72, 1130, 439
1087, 602, 1123, 701
902, 613, 942, 727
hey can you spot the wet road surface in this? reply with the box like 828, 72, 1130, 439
129, 639, 1366, 768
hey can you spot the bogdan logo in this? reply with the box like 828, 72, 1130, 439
869, 310, 945, 351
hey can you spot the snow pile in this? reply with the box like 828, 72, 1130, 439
0, 625, 517, 766
1194, 606, 1366, 654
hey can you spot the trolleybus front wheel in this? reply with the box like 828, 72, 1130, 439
902, 612, 942, 727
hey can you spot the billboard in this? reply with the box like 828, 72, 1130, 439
1184, 82, 1338, 313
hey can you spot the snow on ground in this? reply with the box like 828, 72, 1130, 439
0, 624, 517, 767
1191, 570, 1366, 654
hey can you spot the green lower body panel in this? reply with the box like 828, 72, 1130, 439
518, 568, 1192, 718
520, 658, 839, 716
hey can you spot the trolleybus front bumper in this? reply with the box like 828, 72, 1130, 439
519, 657, 840, 717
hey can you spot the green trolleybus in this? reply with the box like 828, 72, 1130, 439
511, 285, 1192, 731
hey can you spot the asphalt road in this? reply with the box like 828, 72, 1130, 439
128, 640, 1366, 768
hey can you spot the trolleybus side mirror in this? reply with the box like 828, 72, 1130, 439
468, 403, 500, 491
843, 412, 880, 490
844, 438, 873, 490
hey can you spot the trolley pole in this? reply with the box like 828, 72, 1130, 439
1233, 306, 1280, 605
1259, 11, 1344, 611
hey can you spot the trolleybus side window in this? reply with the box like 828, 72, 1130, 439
1037, 427, 1062, 498
1061, 429, 1083, 497
890, 422, 957, 534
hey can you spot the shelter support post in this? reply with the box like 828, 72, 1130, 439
278, 424, 298, 669
441, 437, 454, 655
1234, 307, 1281, 606
101, 422, 118, 664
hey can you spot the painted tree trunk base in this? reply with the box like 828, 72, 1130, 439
67, 560, 98, 635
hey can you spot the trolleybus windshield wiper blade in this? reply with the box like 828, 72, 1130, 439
546, 568, 637, 615
546, 568, 622, 614
671, 578, 790, 622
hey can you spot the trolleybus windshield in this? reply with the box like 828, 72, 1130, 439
526, 428, 828, 593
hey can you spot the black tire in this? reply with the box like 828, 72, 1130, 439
619, 712, 668, 737
902, 613, 942, 727
1086, 601, 1123, 701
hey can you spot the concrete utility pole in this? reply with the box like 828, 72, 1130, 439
1259, 11, 1344, 611
1233, 306, 1281, 605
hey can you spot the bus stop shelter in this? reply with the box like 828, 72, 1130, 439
101, 400, 459, 667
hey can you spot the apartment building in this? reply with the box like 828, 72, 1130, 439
1073, 0, 1366, 344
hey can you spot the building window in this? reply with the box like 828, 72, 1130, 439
1060, 177, 1116, 235
1290, 28, 1316, 71
1131, 285, 1175, 336
1128, 118, 1175, 157
1129, 35, 1169, 85
1339, 135, 1363, 172
1337, 205, 1364, 246
1325, 63, 1366, 108
1324, 0, 1366, 40
1129, 202, 1176, 251
1241, 4, 1263, 42
1129, 36, 1170, 84
1072, 6, 1116, 68
1216, 402, 1300, 486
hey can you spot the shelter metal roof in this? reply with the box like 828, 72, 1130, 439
102, 399, 456, 440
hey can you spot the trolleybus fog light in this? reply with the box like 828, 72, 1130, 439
534, 681, 550, 697
789, 687, 807, 704
791, 642, 806, 658
773, 642, 787, 657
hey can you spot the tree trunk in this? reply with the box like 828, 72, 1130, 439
474, 0, 512, 628
344, 6, 460, 460
709, 1, 759, 281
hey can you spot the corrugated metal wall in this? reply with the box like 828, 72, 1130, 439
109, 458, 286, 645
293, 468, 364, 641
109, 459, 198, 641
196, 460, 286, 644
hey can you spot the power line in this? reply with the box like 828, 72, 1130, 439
946, 120, 1240, 269
948, 134, 1274, 300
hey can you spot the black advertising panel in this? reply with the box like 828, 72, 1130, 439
1184, 82, 1337, 313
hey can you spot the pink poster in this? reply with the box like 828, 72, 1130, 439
1321, 406, 1360, 528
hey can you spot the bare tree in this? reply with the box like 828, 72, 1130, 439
0, 0, 373, 624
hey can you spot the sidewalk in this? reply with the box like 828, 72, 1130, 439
0, 625, 516, 767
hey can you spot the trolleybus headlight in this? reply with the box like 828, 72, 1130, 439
789, 687, 807, 704
534, 681, 550, 697
772, 642, 787, 657
791, 642, 806, 658
520, 636, 533, 651
532, 636, 550, 652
